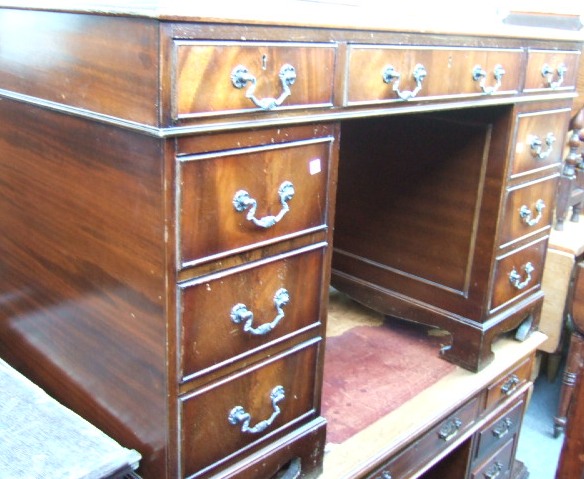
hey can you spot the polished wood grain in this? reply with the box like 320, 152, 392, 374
508, 108, 571, 178
178, 244, 325, 382
174, 41, 336, 119
177, 132, 334, 268
0, 97, 170, 477
180, 339, 320, 478
498, 174, 558, 248
0, 9, 160, 125
346, 46, 522, 105
490, 237, 547, 312
524, 49, 581, 92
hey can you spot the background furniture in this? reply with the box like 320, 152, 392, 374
556, 261, 584, 478
0, 3, 582, 479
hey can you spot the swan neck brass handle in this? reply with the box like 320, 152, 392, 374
529, 133, 556, 159
472, 64, 505, 94
231, 63, 296, 110
509, 262, 535, 290
541, 63, 567, 89
519, 199, 545, 226
228, 385, 285, 434
233, 181, 295, 228
382, 63, 427, 101
230, 288, 290, 336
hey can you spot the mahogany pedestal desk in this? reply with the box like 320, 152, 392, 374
0, 3, 582, 479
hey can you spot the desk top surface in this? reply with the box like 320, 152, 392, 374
1, 1, 583, 42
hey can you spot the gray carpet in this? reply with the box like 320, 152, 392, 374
516, 364, 565, 479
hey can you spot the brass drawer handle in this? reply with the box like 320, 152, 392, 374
508, 262, 535, 290
492, 417, 513, 439
233, 181, 295, 228
438, 417, 462, 442
231, 63, 296, 110
500, 374, 520, 395
230, 288, 290, 336
382, 63, 427, 101
484, 461, 504, 479
529, 132, 556, 159
541, 63, 567, 89
472, 64, 505, 95
519, 199, 545, 226
228, 385, 285, 434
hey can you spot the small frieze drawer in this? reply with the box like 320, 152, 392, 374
498, 174, 559, 248
365, 395, 480, 479
179, 339, 320, 479
345, 46, 522, 105
173, 41, 336, 120
473, 393, 526, 463
178, 243, 326, 382
524, 49, 581, 92
509, 108, 571, 178
489, 237, 547, 313
177, 134, 334, 269
486, 357, 532, 411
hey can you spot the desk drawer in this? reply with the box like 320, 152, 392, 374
365, 395, 480, 479
345, 46, 521, 105
470, 438, 514, 479
474, 393, 526, 463
177, 135, 334, 268
509, 109, 571, 178
486, 358, 532, 411
174, 41, 336, 119
178, 244, 326, 382
490, 237, 547, 312
498, 174, 558, 248
180, 340, 320, 479
524, 49, 580, 92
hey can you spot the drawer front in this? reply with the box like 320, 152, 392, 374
498, 174, 559, 248
524, 49, 581, 92
346, 46, 522, 105
180, 340, 320, 479
474, 394, 526, 463
174, 41, 336, 119
178, 244, 326, 382
366, 395, 480, 479
177, 136, 333, 268
509, 109, 571, 178
490, 237, 547, 312
486, 357, 532, 411
470, 438, 514, 479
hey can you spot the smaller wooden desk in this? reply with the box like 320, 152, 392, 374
320, 292, 546, 479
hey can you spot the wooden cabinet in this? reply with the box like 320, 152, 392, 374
0, 4, 581, 479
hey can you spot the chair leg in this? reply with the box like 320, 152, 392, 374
554, 332, 584, 437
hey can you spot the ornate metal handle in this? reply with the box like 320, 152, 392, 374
541, 63, 567, 89
509, 262, 535, 290
492, 417, 513, 439
501, 374, 520, 395
484, 461, 504, 479
519, 199, 545, 227
472, 64, 505, 94
230, 288, 290, 336
374, 472, 392, 479
438, 417, 462, 442
228, 385, 285, 434
529, 132, 556, 159
233, 181, 295, 229
231, 63, 296, 110
382, 63, 427, 101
